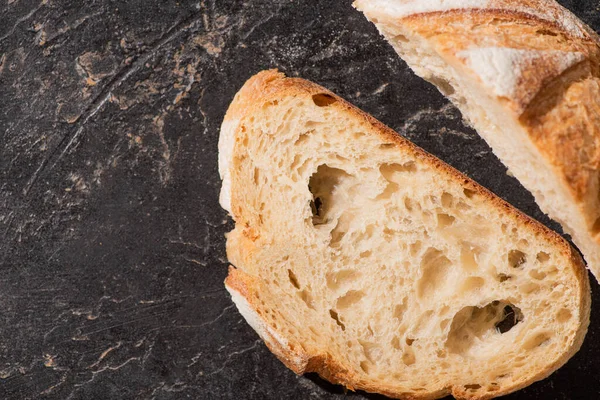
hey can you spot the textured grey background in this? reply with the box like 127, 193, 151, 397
0, 0, 599, 399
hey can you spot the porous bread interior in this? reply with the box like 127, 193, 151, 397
227, 90, 584, 398
374, 24, 600, 278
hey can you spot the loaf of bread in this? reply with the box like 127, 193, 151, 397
354, 0, 600, 281
218, 70, 590, 399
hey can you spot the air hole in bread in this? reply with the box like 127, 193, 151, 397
326, 270, 360, 291
312, 93, 337, 107
440, 318, 451, 331
404, 198, 415, 212
253, 167, 260, 185
393, 34, 408, 43
410, 240, 422, 257
437, 213, 455, 228
308, 165, 352, 225
336, 290, 365, 309
456, 200, 471, 211
406, 337, 415, 346
463, 188, 476, 199
391, 336, 401, 350
380, 162, 417, 180
359, 339, 381, 362
299, 289, 315, 310
592, 216, 600, 236
377, 181, 400, 200
520, 282, 540, 294
460, 243, 480, 272
380, 143, 395, 149
417, 248, 452, 299
523, 332, 551, 350
329, 309, 346, 331
461, 276, 484, 292
310, 197, 323, 219
393, 302, 406, 320
428, 76, 456, 96
360, 361, 371, 374
446, 301, 523, 355
536, 29, 559, 37
497, 273, 512, 282
495, 305, 523, 334
441, 192, 454, 208
556, 308, 572, 323
529, 269, 546, 280
288, 269, 300, 289
359, 250, 371, 258
536, 251, 550, 263
331, 215, 351, 247
508, 250, 527, 268
464, 384, 481, 391
295, 131, 313, 146
402, 349, 416, 366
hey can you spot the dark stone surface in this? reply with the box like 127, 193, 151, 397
0, 0, 599, 399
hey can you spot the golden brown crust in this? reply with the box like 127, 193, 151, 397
221, 69, 590, 400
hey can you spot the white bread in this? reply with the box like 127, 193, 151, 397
218, 70, 590, 399
353, 0, 600, 281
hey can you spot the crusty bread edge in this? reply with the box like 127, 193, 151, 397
219, 69, 591, 400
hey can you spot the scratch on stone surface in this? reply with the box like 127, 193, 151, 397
197, 86, 209, 135
87, 341, 122, 369
23, 9, 208, 196
153, 115, 172, 184
168, 237, 203, 249
68, 356, 142, 399
181, 256, 207, 266
0, 53, 6, 75
42, 325, 62, 343
152, 304, 233, 333
209, 305, 234, 324
373, 83, 389, 94
77, 299, 181, 336
141, 337, 156, 367
239, 7, 280, 41
148, 380, 188, 399
39, 373, 68, 396
187, 352, 203, 368
37, 11, 101, 47
203, 340, 260, 377
0, 0, 46, 43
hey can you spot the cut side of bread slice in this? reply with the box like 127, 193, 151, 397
218, 70, 590, 400
353, 0, 600, 281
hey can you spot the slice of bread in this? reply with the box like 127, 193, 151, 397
353, 0, 600, 281
218, 70, 590, 399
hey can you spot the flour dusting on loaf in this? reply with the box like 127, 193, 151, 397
353, 0, 486, 18
458, 47, 585, 101
354, 0, 590, 38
